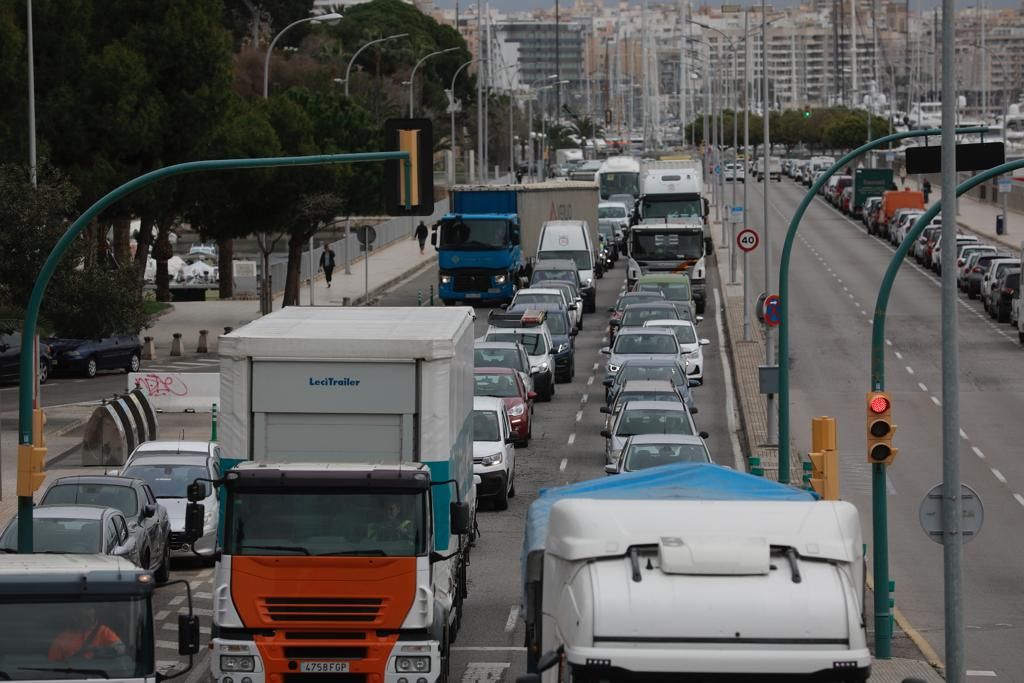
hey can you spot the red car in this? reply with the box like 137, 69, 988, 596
474, 367, 535, 446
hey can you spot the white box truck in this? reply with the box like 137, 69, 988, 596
193, 307, 477, 683
520, 465, 870, 683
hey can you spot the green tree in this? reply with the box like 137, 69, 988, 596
223, 0, 316, 50
47, 266, 155, 339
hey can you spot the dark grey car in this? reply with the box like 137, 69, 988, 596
39, 475, 171, 581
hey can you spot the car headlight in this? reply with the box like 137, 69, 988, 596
531, 362, 548, 373
64, 350, 81, 358
440, 274, 452, 284
480, 452, 503, 467
585, 278, 594, 287
557, 343, 569, 353
395, 656, 431, 673
220, 656, 255, 673
493, 274, 507, 285
607, 363, 620, 373
507, 403, 526, 417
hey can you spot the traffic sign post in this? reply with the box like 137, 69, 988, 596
919, 483, 984, 544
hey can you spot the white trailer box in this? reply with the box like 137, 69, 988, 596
218, 306, 475, 472
533, 498, 870, 682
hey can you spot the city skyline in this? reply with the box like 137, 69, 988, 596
430, 0, 1019, 10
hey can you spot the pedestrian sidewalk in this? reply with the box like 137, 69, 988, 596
144, 237, 435, 359
904, 176, 1023, 251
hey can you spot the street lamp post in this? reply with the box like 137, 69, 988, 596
261, 11, 342, 313
343, 33, 408, 97
527, 75, 558, 182
409, 47, 459, 118
450, 59, 483, 184
26, 0, 37, 189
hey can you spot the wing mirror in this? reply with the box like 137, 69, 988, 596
699, 338, 710, 346
450, 501, 471, 536
699, 431, 710, 439
504, 435, 515, 445
696, 315, 704, 323
600, 429, 612, 438
602, 377, 613, 387
604, 464, 618, 475
527, 391, 537, 400
600, 347, 611, 354
142, 504, 156, 519
599, 406, 611, 414
178, 614, 200, 656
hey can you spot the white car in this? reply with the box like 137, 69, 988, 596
599, 400, 702, 466
120, 440, 223, 558
510, 287, 580, 329
643, 319, 710, 384
472, 397, 516, 510
483, 320, 556, 402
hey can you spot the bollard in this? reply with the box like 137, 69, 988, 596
429, 285, 435, 306
418, 289, 423, 306
170, 332, 183, 357
802, 460, 813, 489
342, 296, 351, 306
196, 329, 209, 354
211, 402, 218, 441
224, 326, 233, 335
141, 336, 156, 361
749, 456, 763, 477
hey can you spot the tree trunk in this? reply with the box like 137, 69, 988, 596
154, 224, 174, 303
282, 233, 305, 307
113, 216, 132, 267
133, 215, 154, 286
218, 238, 234, 299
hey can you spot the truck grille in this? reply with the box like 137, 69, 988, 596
453, 274, 491, 292
261, 598, 383, 623
282, 646, 367, 659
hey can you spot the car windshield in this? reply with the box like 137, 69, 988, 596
622, 308, 679, 326
612, 333, 679, 355
0, 597, 153, 679
120, 463, 209, 499
532, 270, 576, 285
616, 409, 693, 436
624, 443, 708, 470
474, 410, 501, 442
474, 374, 520, 398
617, 392, 679, 408
475, 348, 524, 371
538, 251, 590, 270
630, 232, 704, 259
226, 489, 428, 557
0, 518, 102, 554
599, 204, 629, 219
597, 224, 615, 239
486, 332, 546, 355
439, 218, 509, 250
41, 484, 139, 517
615, 295, 663, 311
651, 324, 696, 344
513, 293, 563, 307
637, 282, 691, 301
600, 173, 640, 199
509, 310, 567, 335
617, 364, 684, 386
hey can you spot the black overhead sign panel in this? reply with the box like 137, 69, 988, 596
905, 142, 1005, 175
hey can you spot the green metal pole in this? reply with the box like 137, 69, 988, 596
775, 126, 985, 483
211, 402, 218, 441
16, 150, 410, 553
867, 156, 1024, 658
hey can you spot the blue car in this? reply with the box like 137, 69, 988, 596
49, 334, 143, 378
0, 331, 51, 385
506, 302, 577, 383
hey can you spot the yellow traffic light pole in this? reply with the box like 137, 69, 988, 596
807, 417, 839, 500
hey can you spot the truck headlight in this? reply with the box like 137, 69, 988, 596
220, 656, 255, 672
507, 403, 526, 417
440, 274, 452, 284
395, 656, 431, 673
480, 452, 503, 467
493, 274, 507, 285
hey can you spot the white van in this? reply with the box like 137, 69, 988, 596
536, 220, 598, 313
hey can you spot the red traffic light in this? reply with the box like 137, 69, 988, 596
869, 394, 890, 414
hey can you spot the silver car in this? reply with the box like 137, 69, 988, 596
599, 400, 702, 466
0, 505, 145, 565
121, 441, 223, 559
605, 433, 712, 474
601, 327, 680, 381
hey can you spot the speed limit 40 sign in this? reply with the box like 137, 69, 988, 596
737, 228, 760, 253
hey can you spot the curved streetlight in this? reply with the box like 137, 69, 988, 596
408, 47, 460, 118
448, 59, 483, 183
263, 12, 343, 99
526, 75, 559, 180
342, 33, 408, 97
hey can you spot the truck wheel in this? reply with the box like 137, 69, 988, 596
696, 301, 706, 315
155, 544, 170, 584
494, 474, 510, 510
508, 469, 516, 498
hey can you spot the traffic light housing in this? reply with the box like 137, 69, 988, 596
803, 107, 811, 119
384, 118, 434, 216
17, 408, 47, 496
866, 391, 898, 465
807, 416, 839, 500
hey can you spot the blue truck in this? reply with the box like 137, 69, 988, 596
432, 182, 599, 305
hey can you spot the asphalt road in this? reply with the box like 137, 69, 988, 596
739, 175, 1024, 678
375, 252, 737, 680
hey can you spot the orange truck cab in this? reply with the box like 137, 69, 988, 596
876, 190, 925, 238
185, 307, 477, 683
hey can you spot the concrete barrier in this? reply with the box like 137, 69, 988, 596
80, 390, 160, 466
128, 371, 219, 413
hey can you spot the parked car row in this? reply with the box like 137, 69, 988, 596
0, 440, 224, 575
598, 272, 713, 475
0, 330, 144, 385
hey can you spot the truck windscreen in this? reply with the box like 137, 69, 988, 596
641, 198, 702, 219
0, 597, 154, 680
225, 490, 428, 557
439, 219, 509, 250
630, 232, 704, 260
600, 172, 640, 199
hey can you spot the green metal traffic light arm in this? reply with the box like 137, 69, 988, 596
16, 151, 411, 553
776, 126, 986, 483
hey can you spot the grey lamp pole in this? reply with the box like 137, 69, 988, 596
344, 33, 407, 97
409, 47, 459, 118
527, 75, 558, 182
450, 59, 482, 184
261, 11, 342, 312
27, 0, 37, 189
761, 0, 776, 448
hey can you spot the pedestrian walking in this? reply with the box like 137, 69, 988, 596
414, 221, 429, 255
319, 242, 336, 288
922, 178, 932, 204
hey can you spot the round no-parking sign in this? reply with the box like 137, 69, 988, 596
737, 228, 760, 253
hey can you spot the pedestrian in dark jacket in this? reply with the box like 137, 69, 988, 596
319, 243, 336, 287
922, 178, 932, 204
414, 221, 429, 255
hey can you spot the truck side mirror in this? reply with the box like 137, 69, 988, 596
184, 503, 205, 542
178, 614, 200, 656
510, 226, 521, 246
450, 501, 471, 536
186, 481, 206, 503
430, 232, 438, 247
